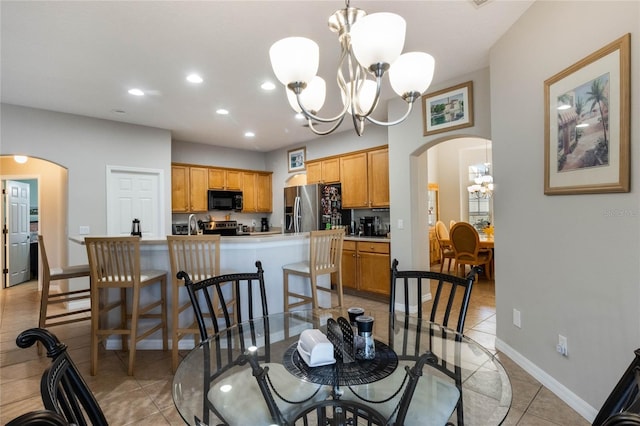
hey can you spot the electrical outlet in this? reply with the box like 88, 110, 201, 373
397, 219, 404, 229
79, 226, 90, 235
512, 309, 521, 328
556, 334, 568, 356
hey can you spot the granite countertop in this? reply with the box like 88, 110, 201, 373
344, 235, 390, 243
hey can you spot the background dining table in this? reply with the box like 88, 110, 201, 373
172, 308, 511, 425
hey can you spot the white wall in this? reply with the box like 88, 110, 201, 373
490, 0, 640, 419
1, 104, 172, 265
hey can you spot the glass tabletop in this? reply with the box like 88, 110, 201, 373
172, 308, 511, 425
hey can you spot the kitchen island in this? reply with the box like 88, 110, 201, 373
70, 232, 334, 350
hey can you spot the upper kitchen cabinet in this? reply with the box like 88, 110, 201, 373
209, 167, 241, 190
241, 171, 272, 213
340, 147, 389, 208
171, 164, 208, 212
306, 157, 340, 184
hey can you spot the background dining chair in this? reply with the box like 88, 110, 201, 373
167, 234, 228, 372
450, 221, 492, 280
282, 228, 345, 311
85, 236, 168, 376
14, 327, 108, 426
593, 349, 640, 426
37, 235, 91, 353
179, 262, 327, 425
345, 259, 479, 425
434, 221, 455, 273
449, 219, 457, 230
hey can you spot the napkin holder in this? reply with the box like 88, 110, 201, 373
297, 329, 335, 367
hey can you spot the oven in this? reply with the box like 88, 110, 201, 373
201, 220, 238, 236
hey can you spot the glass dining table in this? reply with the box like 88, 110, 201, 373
172, 308, 511, 425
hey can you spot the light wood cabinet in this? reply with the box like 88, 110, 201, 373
340, 148, 389, 208
339, 240, 390, 296
241, 171, 272, 213
307, 158, 340, 184
171, 165, 208, 212
209, 168, 241, 190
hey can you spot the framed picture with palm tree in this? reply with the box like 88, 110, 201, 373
544, 33, 630, 195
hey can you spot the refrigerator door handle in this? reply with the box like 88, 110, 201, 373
294, 196, 301, 233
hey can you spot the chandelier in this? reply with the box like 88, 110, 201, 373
467, 142, 494, 198
268, 0, 435, 136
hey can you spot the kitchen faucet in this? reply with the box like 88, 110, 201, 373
188, 214, 197, 235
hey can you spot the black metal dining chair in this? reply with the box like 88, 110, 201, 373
14, 328, 108, 426
5, 410, 70, 426
344, 259, 479, 425
593, 349, 640, 426
178, 261, 327, 425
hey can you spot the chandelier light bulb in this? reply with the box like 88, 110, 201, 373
389, 52, 435, 98
350, 12, 406, 70
287, 76, 326, 113
269, 37, 319, 86
342, 79, 377, 115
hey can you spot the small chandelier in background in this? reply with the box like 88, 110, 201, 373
467, 142, 494, 198
269, 0, 435, 136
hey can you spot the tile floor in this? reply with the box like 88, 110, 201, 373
0, 273, 590, 425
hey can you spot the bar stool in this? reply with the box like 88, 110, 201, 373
283, 228, 345, 311
38, 235, 91, 348
85, 236, 168, 376
167, 234, 227, 372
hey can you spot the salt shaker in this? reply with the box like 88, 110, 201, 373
355, 316, 375, 360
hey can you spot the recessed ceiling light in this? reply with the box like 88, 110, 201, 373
186, 74, 203, 84
13, 155, 28, 164
128, 88, 145, 96
295, 113, 305, 120
216, 109, 229, 115
261, 81, 276, 91
244, 131, 255, 138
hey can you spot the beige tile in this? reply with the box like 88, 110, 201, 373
525, 387, 591, 425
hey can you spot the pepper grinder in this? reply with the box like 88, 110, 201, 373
131, 218, 142, 236
355, 316, 375, 360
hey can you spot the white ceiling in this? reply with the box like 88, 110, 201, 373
1, 0, 533, 152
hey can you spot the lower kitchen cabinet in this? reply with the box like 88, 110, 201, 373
339, 240, 390, 297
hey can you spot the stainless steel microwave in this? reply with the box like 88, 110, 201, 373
208, 190, 243, 211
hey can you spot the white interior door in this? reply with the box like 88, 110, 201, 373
5, 180, 30, 286
107, 166, 164, 237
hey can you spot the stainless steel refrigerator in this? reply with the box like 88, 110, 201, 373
284, 183, 342, 233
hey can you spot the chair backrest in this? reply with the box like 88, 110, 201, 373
6, 410, 70, 426
167, 234, 221, 282
85, 236, 141, 286
309, 228, 344, 276
450, 222, 481, 261
37, 235, 52, 282
389, 258, 478, 333
434, 221, 449, 241
178, 261, 267, 340
593, 349, 640, 426
449, 220, 457, 230
15, 328, 108, 426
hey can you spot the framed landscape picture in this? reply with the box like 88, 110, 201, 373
287, 147, 306, 172
544, 33, 630, 195
422, 81, 474, 136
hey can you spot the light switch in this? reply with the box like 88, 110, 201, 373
397, 219, 404, 229
79, 226, 90, 235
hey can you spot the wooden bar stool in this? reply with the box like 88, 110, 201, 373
85, 236, 168, 376
38, 235, 91, 353
167, 234, 226, 372
283, 228, 345, 311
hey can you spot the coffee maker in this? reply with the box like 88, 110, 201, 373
360, 217, 375, 236
261, 217, 269, 232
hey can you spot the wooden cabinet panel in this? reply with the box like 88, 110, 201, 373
340, 153, 368, 208
209, 168, 242, 190
171, 165, 189, 212
322, 158, 340, 183
368, 148, 389, 207
255, 173, 272, 212
359, 252, 390, 296
306, 161, 322, 184
340, 240, 390, 296
189, 167, 208, 212
241, 172, 257, 212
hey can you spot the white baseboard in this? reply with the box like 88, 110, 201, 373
495, 337, 598, 423
393, 291, 432, 314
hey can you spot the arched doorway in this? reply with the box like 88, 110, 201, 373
0, 155, 68, 290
